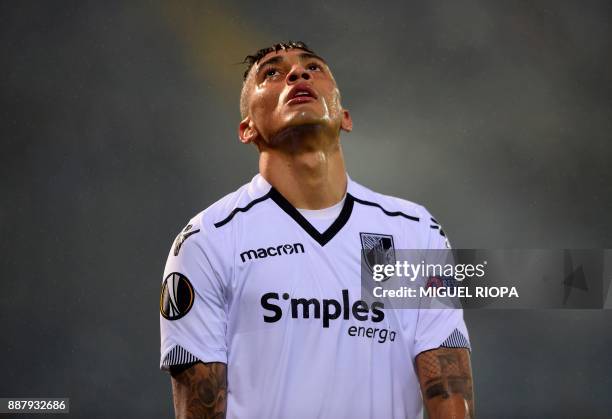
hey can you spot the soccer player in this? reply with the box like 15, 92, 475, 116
160, 41, 474, 419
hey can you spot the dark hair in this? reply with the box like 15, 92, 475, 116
241, 41, 315, 81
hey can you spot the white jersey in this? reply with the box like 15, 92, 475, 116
159, 174, 470, 419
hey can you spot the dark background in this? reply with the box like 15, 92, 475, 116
1, 1, 611, 418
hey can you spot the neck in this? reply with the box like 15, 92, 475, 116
259, 126, 347, 210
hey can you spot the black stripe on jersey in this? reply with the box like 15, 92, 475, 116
430, 223, 447, 237
351, 196, 420, 222
162, 345, 200, 367
440, 328, 471, 350
213, 192, 272, 228
269, 187, 354, 246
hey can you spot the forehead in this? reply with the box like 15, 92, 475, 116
259, 47, 325, 63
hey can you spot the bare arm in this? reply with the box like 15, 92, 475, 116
170, 362, 227, 419
416, 347, 474, 419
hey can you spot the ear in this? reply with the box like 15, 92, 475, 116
238, 117, 259, 144
340, 109, 353, 133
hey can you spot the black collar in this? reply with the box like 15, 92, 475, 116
269, 188, 355, 246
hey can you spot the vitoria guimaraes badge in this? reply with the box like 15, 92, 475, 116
360, 233, 396, 282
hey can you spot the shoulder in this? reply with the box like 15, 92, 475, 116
174, 175, 271, 241
166, 178, 266, 274
348, 178, 450, 248
348, 178, 435, 224
179, 180, 256, 235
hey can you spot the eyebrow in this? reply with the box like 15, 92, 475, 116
255, 52, 328, 77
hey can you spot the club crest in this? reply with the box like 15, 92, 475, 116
360, 233, 396, 282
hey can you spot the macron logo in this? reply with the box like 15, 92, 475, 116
240, 243, 305, 263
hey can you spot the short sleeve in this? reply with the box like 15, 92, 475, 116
414, 207, 471, 358
159, 221, 228, 371
414, 308, 471, 356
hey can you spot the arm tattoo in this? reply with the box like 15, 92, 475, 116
416, 347, 474, 419
170, 361, 227, 419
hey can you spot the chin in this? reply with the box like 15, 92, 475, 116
268, 118, 328, 146
283, 110, 327, 127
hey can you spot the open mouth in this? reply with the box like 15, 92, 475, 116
287, 84, 317, 104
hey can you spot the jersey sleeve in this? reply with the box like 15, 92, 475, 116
413, 207, 471, 357
159, 219, 228, 371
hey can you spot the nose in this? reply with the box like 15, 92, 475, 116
287, 65, 311, 83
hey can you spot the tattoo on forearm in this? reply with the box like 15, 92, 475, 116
416, 348, 474, 418
171, 362, 227, 419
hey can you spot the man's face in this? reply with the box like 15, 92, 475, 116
240, 48, 351, 144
